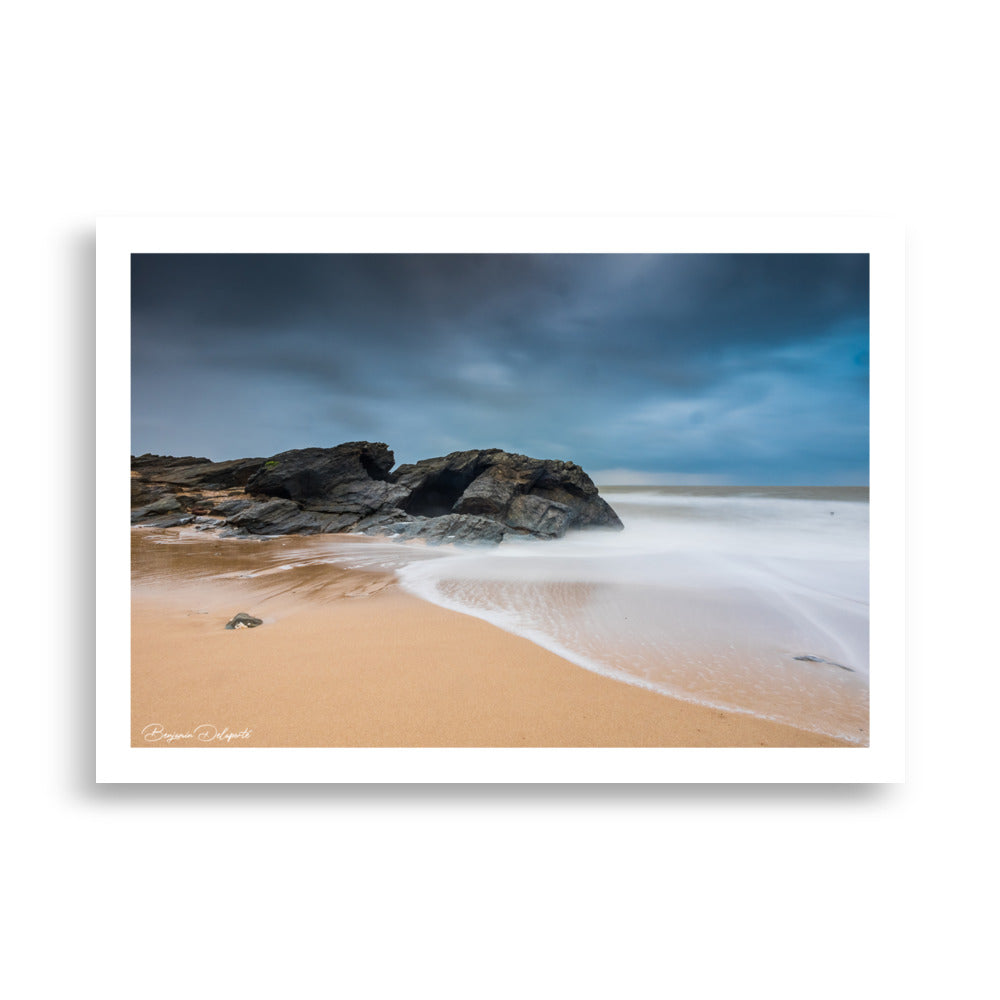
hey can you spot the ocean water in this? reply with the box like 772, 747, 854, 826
333, 487, 870, 744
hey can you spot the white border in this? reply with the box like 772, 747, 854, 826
97, 216, 905, 783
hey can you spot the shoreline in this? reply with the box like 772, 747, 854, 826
131, 529, 853, 748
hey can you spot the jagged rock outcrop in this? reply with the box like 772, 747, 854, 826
130, 453, 268, 528
133, 455, 266, 490
131, 442, 623, 544
245, 442, 407, 514
391, 449, 622, 536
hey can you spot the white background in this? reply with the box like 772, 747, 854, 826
5, 1, 996, 997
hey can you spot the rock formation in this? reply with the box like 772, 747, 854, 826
225, 612, 263, 630
131, 442, 623, 544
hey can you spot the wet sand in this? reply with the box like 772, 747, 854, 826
131, 529, 851, 747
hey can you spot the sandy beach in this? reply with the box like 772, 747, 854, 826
131, 529, 851, 748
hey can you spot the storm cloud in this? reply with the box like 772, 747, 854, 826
131, 253, 869, 484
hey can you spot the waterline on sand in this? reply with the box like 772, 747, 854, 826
392, 487, 870, 744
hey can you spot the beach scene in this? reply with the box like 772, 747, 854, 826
131, 253, 869, 748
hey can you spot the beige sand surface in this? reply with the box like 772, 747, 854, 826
131, 529, 850, 748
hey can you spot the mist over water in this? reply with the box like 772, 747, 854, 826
333, 487, 870, 744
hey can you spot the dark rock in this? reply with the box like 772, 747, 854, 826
152, 457, 266, 490
132, 441, 623, 545
452, 469, 521, 518
145, 494, 182, 514
131, 495, 183, 522
351, 508, 415, 534
794, 654, 854, 672
210, 498, 255, 517
225, 612, 263, 630
225, 498, 326, 536
505, 494, 574, 538
131, 480, 169, 507
246, 442, 396, 503
142, 514, 194, 528
132, 453, 212, 470
238, 442, 411, 535
301, 481, 409, 518
371, 513, 506, 546
395, 451, 491, 517
224, 497, 370, 537
391, 449, 623, 533
315, 512, 370, 533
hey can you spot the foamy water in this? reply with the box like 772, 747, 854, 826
233, 487, 869, 744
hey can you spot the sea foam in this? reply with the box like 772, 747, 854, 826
390, 487, 870, 743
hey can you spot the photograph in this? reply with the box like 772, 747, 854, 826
127, 247, 871, 751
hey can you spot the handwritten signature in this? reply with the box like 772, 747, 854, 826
141, 723, 253, 744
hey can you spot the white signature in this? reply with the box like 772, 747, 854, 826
141, 723, 253, 744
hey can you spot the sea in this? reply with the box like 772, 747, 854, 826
328, 485, 870, 745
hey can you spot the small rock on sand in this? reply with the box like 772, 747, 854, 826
225, 612, 263, 630
794, 654, 853, 671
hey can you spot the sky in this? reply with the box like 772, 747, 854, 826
131, 253, 869, 484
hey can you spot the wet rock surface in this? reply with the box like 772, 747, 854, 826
131, 442, 623, 545
372, 513, 508, 546
793, 654, 854, 672
225, 612, 263, 630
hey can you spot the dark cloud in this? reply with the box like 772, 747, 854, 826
131, 253, 869, 483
